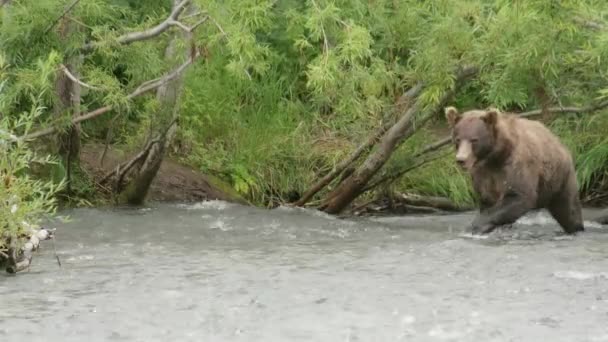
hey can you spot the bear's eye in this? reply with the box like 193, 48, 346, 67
470, 138, 478, 144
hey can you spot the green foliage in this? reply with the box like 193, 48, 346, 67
2, 0, 608, 209
550, 113, 608, 199
0, 98, 64, 252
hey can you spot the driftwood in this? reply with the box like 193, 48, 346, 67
352, 192, 471, 216
397, 193, 473, 211
2, 225, 56, 274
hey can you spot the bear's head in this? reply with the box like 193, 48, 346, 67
445, 106, 500, 171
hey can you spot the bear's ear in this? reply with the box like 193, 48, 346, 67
482, 109, 498, 126
445, 106, 461, 127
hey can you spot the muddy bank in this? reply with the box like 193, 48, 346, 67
80, 144, 248, 205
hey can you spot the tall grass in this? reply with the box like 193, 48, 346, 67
178, 55, 354, 205
550, 112, 608, 202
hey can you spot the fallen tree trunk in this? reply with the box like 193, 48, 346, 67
292, 83, 423, 207
319, 66, 479, 214
396, 193, 473, 212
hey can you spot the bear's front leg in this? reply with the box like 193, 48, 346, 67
470, 190, 534, 234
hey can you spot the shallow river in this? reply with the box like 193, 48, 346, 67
1, 201, 608, 342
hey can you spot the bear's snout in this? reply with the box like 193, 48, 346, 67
455, 140, 474, 170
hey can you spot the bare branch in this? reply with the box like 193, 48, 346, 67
181, 11, 206, 20
101, 138, 158, 185
81, 0, 191, 52
190, 16, 210, 31
519, 100, 608, 118
60, 64, 100, 90
22, 50, 202, 141
364, 151, 449, 192
44, 0, 81, 34
169, 19, 192, 32
168, 16, 209, 33
412, 136, 451, 159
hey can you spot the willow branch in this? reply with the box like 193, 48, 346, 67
519, 100, 608, 118
169, 16, 208, 32
81, 0, 191, 52
60, 64, 100, 90
22, 51, 201, 141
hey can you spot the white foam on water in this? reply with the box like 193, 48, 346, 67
590, 334, 608, 342
177, 200, 234, 211
458, 232, 489, 240
515, 211, 557, 226
584, 220, 604, 229
552, 270, 608, 280
401, 315, 416, 324
274, 205, 297, 213
209, 219, 232, 231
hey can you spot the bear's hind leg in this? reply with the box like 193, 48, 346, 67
547, 180, 584, 234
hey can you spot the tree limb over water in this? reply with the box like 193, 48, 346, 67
21, 51, 202, 141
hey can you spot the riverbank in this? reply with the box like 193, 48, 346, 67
79, 144, 249, 206
78, 143, 608, 221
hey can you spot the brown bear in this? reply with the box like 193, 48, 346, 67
445, 106, 584, 235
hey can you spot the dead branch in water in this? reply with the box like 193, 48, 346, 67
352, 192, 469, 216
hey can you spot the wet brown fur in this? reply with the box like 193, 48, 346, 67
445, 106, 584, 234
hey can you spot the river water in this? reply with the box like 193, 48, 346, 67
1, 201, 608, 342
